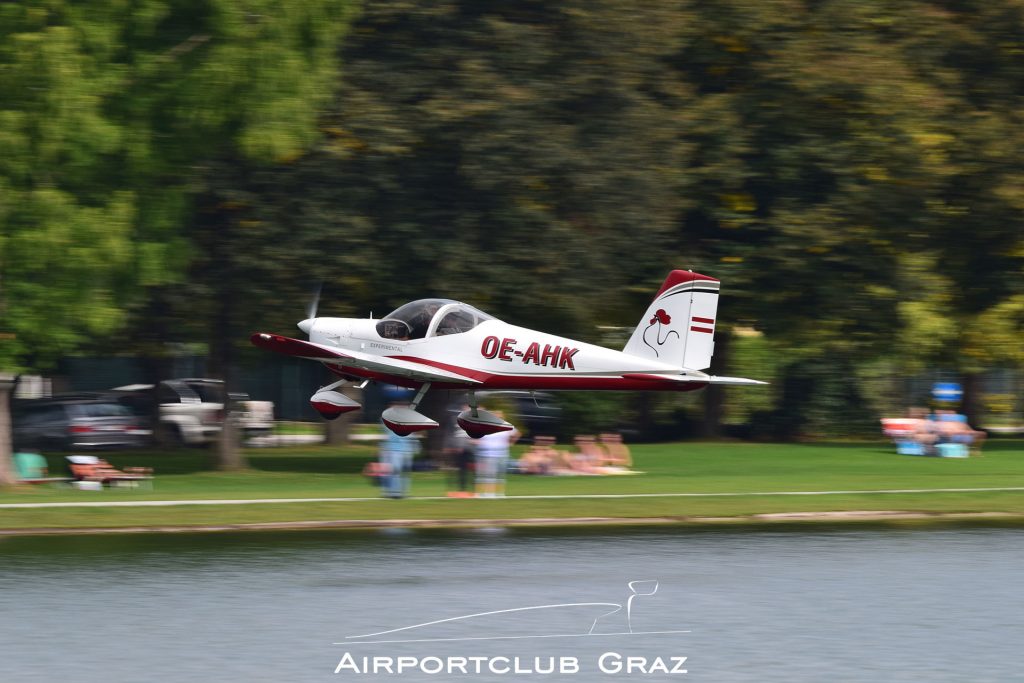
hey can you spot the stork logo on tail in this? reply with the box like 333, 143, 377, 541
642, 309, 679, 358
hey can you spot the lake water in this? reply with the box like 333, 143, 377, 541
1, 526, 1022, 682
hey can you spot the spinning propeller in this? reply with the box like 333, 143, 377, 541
298, 282, 322, 335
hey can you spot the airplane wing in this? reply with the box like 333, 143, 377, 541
250, 333, 481, 385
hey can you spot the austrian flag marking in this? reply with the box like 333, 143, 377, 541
690, 315, 715, 334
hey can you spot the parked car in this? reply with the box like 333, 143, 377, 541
12, 395, 147, 451
112, 378, 274, 447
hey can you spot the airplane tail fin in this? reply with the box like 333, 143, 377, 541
623, 270, 720, 370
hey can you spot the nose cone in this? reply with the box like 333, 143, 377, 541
298, 318, 315, 335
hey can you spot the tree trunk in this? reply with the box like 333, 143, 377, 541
217, 403, 245, 470
138, 289, 176, 449
700, 328, 731, 438
635, 392, 654, 441
324, 413, 348, 445
210, 337, 248, 471
774, 361, 815, 440
419, 390, 449, 465
208, 272, 248, 471
960, 371, 982, 426
323, 383, 359, 446
0, 375, 16, 486
199, 185, 249, 471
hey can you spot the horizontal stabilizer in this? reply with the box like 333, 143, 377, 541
621, 372, 766, 386
706, 375, 768, 386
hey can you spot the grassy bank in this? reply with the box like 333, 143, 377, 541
1, 440, 1023, 531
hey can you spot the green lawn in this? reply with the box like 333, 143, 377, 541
2, 440, 1023, 531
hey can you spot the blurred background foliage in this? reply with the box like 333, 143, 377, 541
2, 0, 1024, 444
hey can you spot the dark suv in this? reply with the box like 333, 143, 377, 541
12, 396, 146, 451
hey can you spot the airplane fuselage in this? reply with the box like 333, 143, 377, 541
307, 318, 708, 392
252, 271, 764, 434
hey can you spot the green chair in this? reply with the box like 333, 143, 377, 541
14, 452, 48, 480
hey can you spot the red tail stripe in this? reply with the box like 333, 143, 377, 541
654, 270, 720, 298
692, 316, 715, 324
690, 326, 714, 334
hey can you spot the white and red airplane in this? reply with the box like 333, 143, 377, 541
251, 270, 764, 437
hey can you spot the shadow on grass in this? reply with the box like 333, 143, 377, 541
247, 455, 370, 475
41, 445, 376, 476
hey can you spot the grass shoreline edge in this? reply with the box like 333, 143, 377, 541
4, 510, 1024, 537
5, 440, 1023, 535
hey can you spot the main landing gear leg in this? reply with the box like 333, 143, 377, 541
322, 378, 370, 392
410, 383, 432, 412
321, 378, 348, 392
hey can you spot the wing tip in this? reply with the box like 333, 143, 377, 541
250, 332, 343, 359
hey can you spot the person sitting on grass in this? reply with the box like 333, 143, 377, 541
598, 433, 633, 469
934, 409, 987, 455
517, 436, 559, 475
567, 435, 606, 474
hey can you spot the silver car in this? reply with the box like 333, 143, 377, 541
12, 397, 147, 451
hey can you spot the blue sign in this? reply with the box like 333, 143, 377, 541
932, 382, 963, 403
381, 384, 415, 403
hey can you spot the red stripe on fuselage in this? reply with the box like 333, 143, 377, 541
371, 356, 708, 392
387, 356, 489, 382
690, 326, 714, 334
692, 316, 715, 324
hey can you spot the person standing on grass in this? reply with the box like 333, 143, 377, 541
445, 404, 475, 497
474, 411, 519, 498
378, 408, 419, 499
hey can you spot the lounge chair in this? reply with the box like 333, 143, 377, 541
66, 455, 153, 488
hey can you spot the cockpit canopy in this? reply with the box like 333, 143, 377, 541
375, 299, 496, 341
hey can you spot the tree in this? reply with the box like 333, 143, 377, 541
664, 0, 1024, 434
224, 0, 1024, 436
147, 0, 359, 469
0, 1, 359, 480
300, 0, 695, 334
0, 3, 140, 484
